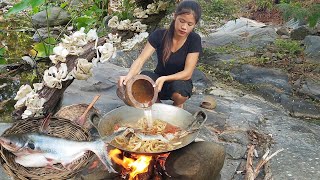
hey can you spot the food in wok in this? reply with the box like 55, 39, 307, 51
112, 117, 195, 153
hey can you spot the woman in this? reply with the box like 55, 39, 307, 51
118, 0, 202, 108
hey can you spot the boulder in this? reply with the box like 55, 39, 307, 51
31, 7, 71, 28
290, 26, 311, 40
203, 17, 277, 49
303, 35, 320, 63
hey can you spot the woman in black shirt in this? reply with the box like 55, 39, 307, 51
118, 0, 202, 108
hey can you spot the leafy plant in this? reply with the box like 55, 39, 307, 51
33, 37, 56, 57
277, 2, 320, 27
5, 0, 45, 17
274, 39, 303, 55
73, 0, 109, 30
199, 0, 236, 22
0, 47, 6, 64
256, 0, 274, 11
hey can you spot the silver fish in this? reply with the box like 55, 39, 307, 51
0, 129, 126, 173
135, 133, 169, 143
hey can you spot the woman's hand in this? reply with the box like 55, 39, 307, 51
118, 75, 131, 87
154, 76, 167, 92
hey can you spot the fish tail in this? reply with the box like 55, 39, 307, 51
91, 140, 117, 173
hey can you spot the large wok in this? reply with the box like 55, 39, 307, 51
95, 103, 207, 155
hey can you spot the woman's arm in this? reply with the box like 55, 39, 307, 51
119, 42, 155, 86
154, 52, 199, 91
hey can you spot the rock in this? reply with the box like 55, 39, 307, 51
298, 77, 320, 102
222, 142, 247, 159
280, 35, 290, 39
108, 48, 157, 70
32, 27, 63, 42
192, 68, 211, 92
289, 98, 320, 119
202, 17, 277, 49
285, 18, 306, 29
165, 142, 226, 180
317, 23, 320, 33
31, 7, 71, 28
290, 26, 311, 40
231, 64, 292, 95
303, 35, 320, 63
276, 27, 290, 36
219, 130, 249, 146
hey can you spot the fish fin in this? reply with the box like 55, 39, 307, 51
39, 113, 52, 133
92, 141, 117, 173
88, 159, 100, 170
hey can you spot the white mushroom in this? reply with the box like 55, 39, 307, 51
157, 1, 169, 11
146, 3, 158, 14
71, 58, 93, 80
63, 44, 83, 56
32, 83, 43, 92
43, 63, 70, 89
108, 16, 119, 28
14, 84, 32, 101
107, 33, 121, 44
133, 8, 148, 19
117, 19, 131, 30
21, 94, 46, 119
53, 46, 69, 57
61, 28, 88, 47
130, 21, 147, 32
97, 43, 117, 63
86, 29, 98, 42
121, 32, 149, 51
49, 54, 66, 64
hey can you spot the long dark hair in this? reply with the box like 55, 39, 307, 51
162, 0, 201, 64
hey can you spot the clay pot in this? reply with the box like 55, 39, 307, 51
117, 74, 158, 108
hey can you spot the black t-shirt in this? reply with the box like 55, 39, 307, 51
148, 29, 202, 77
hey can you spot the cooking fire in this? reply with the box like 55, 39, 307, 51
109, 149, 169, 180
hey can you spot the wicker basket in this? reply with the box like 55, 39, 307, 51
0, 117, 94, 180
55, 104, 100, 130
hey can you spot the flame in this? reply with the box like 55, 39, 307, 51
109, 149, 152, 179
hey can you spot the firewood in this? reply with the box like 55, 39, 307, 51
245, 144, 284, 179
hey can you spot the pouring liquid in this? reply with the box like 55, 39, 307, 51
143, 108, 153, 129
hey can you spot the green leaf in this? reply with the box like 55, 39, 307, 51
30, 0, 45, 8
32, 6, 40, 14
33, 42, 54, 58
44, 37, 57, 45
0, 57, 6, 64
0, 48, 5, 56
6, 0, 31, 16
60, 2, 68, 8
75, 16, 95, 29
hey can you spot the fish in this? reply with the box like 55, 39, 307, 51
135, 133, 170, 143
0, 129, 126, 173
122, 128, 170, 143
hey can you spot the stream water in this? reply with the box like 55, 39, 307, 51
0, 18, 39, 122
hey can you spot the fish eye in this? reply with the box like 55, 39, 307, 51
27, 142, 35, 150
